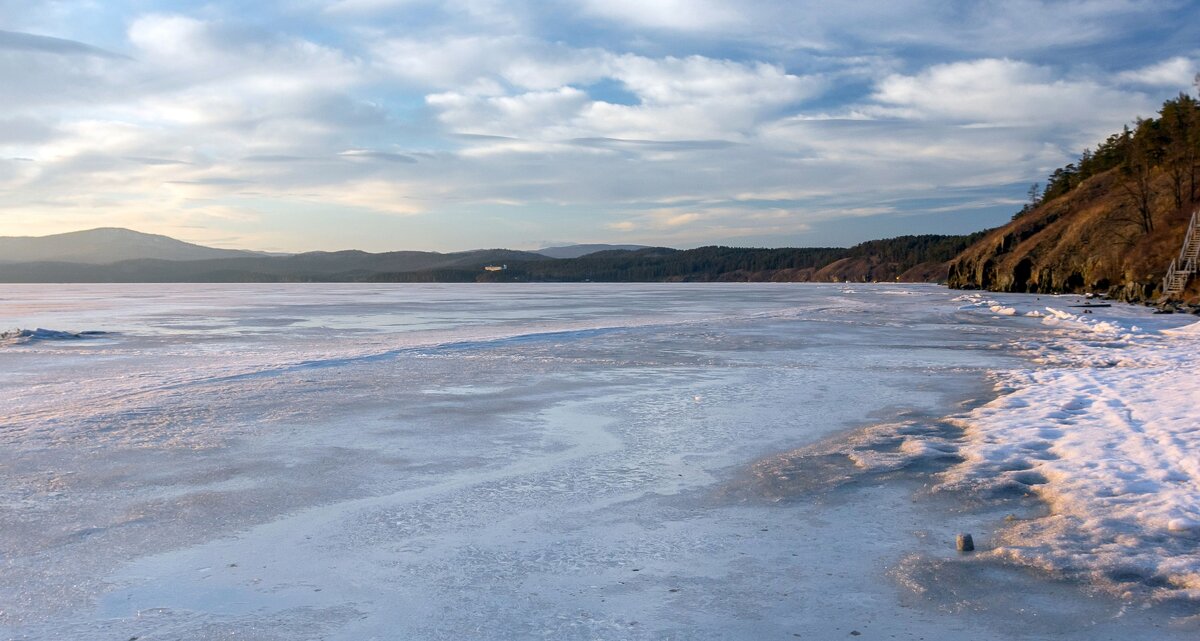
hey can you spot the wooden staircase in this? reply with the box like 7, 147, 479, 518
1162, 209, 1199, 299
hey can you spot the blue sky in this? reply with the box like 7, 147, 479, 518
1, 1, 1198, 252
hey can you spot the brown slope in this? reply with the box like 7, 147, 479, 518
811, 256, 952, 283
947, 167, 1198, 304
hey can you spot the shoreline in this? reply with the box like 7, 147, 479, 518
729, 290, 1200, 632
933, 293, 1200, 606
945, 284, 1200, 315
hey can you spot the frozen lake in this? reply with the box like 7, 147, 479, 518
1, 283, 1195, 639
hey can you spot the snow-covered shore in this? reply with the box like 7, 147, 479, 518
949, 293, 1200, 600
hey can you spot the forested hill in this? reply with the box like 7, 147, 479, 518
948, 92, 1200, 305
380, 233, 983, 283
0, 232, 982, 283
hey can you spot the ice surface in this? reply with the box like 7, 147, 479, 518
1, 283, 1197, 639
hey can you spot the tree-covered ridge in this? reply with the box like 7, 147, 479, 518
1023, 91, 1200, 225
948, 89, 1200, 303
842, 232, 989, 265
0, 232, 985, 283
484, 245, 847, 282
463, 234, 985, 283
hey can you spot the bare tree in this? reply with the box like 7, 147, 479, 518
1118, 122, 1156, 234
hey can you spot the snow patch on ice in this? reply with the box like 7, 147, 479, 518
1, 328, 110, 344
945, 297, 1200, 600
1163, 320, 1200, 336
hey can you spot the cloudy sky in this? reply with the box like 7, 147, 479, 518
1, 1, 1198, 252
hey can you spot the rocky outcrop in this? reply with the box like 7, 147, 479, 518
948, 168, 1199, 304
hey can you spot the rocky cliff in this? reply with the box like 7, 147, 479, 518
948, 93, 1200, 306
948, 171, 1197, 304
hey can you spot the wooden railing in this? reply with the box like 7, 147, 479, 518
1162, 210, 1200, 298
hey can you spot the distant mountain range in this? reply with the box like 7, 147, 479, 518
534, 243, 651, 259
0, 227, 982, 284
0, 228, 648, 266
0, 227, 258, 264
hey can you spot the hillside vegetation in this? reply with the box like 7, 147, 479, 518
468, 233, 985, 283
949, 93, 1200, 304
0, 232, 979, 283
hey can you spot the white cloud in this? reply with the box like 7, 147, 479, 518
373, 35, 518, 88
323, 0, 423, 13
595, 203, 819, 245
871, 58, 1155, 129
428, 86, 592, 139
580, 0, 745, 31
127, 14, 363, 93
1117, 56, 1197, 88
303, 178, 427, 215
126, 14, 207, 61
422, 53, 822, 141
0, 12, 399, 242
663, 212, 700, 227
